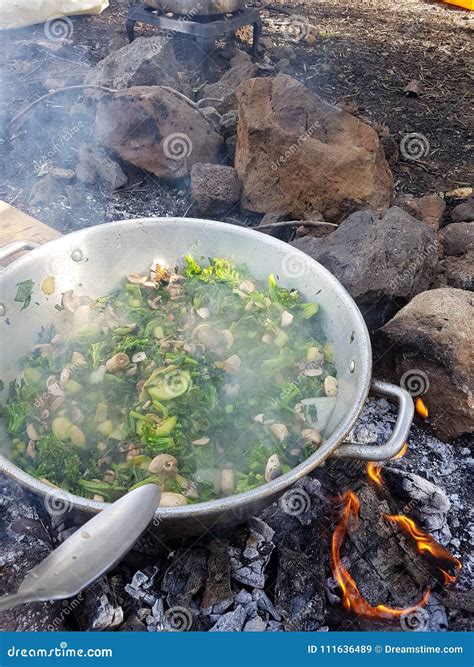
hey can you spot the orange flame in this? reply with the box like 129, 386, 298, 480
384, 514, 462, 584
392, 441, 409, 460
331, 491, 430, 618
367, 462, 383, 487
415, 398, 429, 419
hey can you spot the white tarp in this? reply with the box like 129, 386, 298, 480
0, 0, 109, 31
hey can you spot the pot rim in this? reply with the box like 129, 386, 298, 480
0, 217, 372, 521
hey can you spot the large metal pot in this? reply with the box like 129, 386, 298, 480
0, 218, 413, 537
145, 0, 243, 16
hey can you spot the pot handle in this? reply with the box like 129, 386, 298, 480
330, 380, 414, 461
0, 240, 40, 264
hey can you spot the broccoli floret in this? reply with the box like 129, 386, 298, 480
35, 433, 82, 490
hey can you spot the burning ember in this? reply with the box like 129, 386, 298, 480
384, 514, 462, 584
331, 491, 430, 619
415, 397, 429, 419
366, 462, 383, 486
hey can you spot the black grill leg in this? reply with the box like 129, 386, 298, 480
253, 20, 262, 59
126, 18, 136, 43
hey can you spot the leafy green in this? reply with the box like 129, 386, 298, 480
14, 279, 35, 311
35, 433, 82, 490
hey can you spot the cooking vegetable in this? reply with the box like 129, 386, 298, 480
2, 256, 338, 503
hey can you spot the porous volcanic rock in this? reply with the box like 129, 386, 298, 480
235, 75, 393, 221
190, 163, 241, 215
451, 198, 474, 223
375, 288, 474, 440
438, 252, 474, 291
439, 222, 474, 257
291, 207, 438, 328
95, 87, 223, 179
197, 57, 257, 114
396, 193, 446, 231
84, 36, 189, 97
75, 145, 127, 190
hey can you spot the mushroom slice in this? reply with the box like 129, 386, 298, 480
61, 290, 81, 313
223, 354, 241, 373
253, 413, 264, 424
280, 311, 294, 328
301, 428, 322, 447
159, 492, 187, 507
304, 366, 323, 377
221, 469, 235, 495
192, 437, 210, 446
26, 423, 39, 441
265, 454, 282, 482
324, 376, 338, 397
196, 307, 210, 319
148, 453, 178, 476
105, 353, 130, 374
127, 274, 148, 285
132, 352, 147, 364
270, 423, 288, 442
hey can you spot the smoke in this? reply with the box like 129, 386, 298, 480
0, 13, 188, 234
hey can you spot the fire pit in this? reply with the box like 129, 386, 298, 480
126, 2, 262, 60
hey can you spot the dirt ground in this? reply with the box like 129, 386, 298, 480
0, 0, 472, 231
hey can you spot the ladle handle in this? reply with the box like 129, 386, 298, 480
331, 380, 414, 461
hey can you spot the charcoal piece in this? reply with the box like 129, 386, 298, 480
253, 589, 281, 621
201, 539, 234, 612
266, 621, 284, 631
243, 616, 267, 631
209, 605, 247, 632
80, 576, 123, 631
0, 475, 66, 631
229, 518, 275, 589
384, 469, 452, 544
162, 549, 207, 608
119, 616, 147, 631
275, 530, 325, 631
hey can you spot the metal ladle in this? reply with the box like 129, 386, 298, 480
0, 484, 161, 611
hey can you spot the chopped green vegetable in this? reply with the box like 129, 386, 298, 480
3, 257, 337, 504
14, 279, 35, 311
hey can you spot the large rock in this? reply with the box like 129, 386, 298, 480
197, 56, 257, 114
190, 163, 241, 215
75, 145, 127, 190
95, 87, 223, 179
438, 252, 474, 291
451, 198, 474, 223
396, 193, 446, 231
439, 222, 474, 257
291, 207, 438, 328
235, 75, 393, 221
84, 36, 189, 97
375, 288, 473, 440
